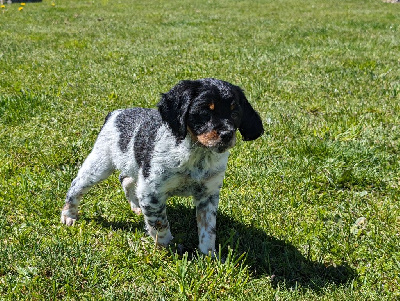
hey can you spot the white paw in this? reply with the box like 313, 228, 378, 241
131, 207, 142, 215
60, 213, 77, 226
198, 243, 216, 257
155, 231, 174, 247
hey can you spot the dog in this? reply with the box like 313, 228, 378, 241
61, 78, 264, 255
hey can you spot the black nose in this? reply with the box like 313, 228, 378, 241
219, 130, 234, 142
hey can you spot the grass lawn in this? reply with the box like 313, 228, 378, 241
1, 0, 399, 299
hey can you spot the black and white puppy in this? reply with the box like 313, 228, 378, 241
61, 78, 264, 255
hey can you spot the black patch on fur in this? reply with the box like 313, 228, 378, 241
196, 200, 208, 211
115, 109, 137, 153
158, 80, 203, 141
147, 217, 168, 231
142, 203, 166, 217
235, 87, 264, 141
133, 111, 162, 178
209, 226, 217, 235
118, 174, 126, 184
196, 195, 217, 211
192, 183, 207, 200
150, 197, 159, 204
115, 108, 162, 178
66, 196, 75, 204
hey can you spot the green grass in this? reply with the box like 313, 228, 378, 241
1, 0, 399, 299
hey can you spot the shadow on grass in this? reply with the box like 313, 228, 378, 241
91, 203, 356, 292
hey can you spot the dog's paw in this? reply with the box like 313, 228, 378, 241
155, 231, 174, 247
60, 213, 77, 226
61, 203, 78, 226
132, 208, 142, 215
131, 207, 142, 215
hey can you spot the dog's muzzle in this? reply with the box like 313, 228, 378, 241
193, 129, 235, 153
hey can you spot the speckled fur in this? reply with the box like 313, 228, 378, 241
61, 78, 264, 255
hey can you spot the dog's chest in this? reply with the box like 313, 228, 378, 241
161, 152, 228, 198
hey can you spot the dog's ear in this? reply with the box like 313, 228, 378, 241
236, 88, 264, 141
158, 80, 202, 141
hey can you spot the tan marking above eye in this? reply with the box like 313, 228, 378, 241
209, 103, 215, 110
230, 103, 236, 110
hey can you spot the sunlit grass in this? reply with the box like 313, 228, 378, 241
0, 0, 399, 299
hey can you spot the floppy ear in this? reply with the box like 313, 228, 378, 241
237, 88, 264, 141
157, 80, 202, 141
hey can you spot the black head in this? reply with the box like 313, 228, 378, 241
158, 78, 264, 152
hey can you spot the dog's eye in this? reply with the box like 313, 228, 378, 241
232, 111, 239, 119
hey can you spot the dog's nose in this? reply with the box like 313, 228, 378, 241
219, 130, 234, 142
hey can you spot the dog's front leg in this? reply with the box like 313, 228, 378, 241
140, 195, 173, 247
194, 193, 219, 256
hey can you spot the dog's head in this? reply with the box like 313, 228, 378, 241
158, 78, 264, 153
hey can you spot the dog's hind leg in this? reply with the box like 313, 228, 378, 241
119, 175, 141, 215
61, 149, 114, 226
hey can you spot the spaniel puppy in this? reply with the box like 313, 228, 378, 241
61, 78, 264, 255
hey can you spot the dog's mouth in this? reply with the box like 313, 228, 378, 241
188, 128, 236, 153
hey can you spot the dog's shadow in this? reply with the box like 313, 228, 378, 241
92, 203, 356, 291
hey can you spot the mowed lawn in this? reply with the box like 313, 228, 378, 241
0, 0, 399, 299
